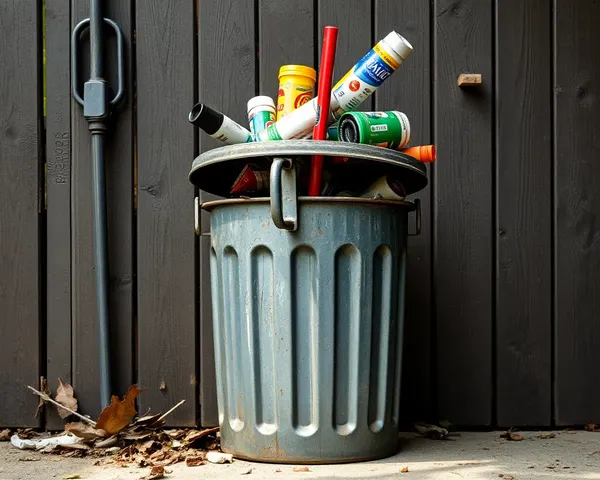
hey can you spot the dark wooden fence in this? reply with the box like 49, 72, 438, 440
1, 0, 599, 429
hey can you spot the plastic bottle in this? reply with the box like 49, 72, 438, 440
247, 96, 276, 135
189, 103, 253, 145
277, 65, 316, 120
399, 145, 436, 162
258, 31, 412, 141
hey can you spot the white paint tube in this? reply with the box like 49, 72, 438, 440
189, 103, 253, 145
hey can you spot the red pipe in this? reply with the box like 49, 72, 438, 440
309, 26, 338, 196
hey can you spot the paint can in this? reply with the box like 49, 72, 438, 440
339, 111, 411, 149
247, 96, 276, 135
257, 31, 412, 142
360, 175, 406, 200
189, 103, 253, 145
277, 65, 316, 120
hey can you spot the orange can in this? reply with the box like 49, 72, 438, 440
276, 65, 317, 120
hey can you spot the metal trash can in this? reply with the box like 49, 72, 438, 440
190, 141, 427, 463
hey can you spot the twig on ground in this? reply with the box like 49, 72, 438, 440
156, 399, 186, 424
27, 385, 97, 427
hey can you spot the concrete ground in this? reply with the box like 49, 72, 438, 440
1, 431, 600, 480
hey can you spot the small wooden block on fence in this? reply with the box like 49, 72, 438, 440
457, 73, 482, 87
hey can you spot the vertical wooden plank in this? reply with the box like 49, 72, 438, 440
137, 0, 196, 425
197, 0, 257, 426
434, 0, 493, 425
71, 0, 134, 419
0, 0, 42, 427
495, 0, 552, 426
554, 0, 600, 425
318, 0, 371, 110
258, 0, 314, 102
375, 0, 433, 424
46, 0, 73, 430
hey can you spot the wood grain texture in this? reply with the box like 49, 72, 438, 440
136, 0, 196, 425
258, 0, 314, 102
554, 0, 600, 425
375, 0, 434, 423
0, 0, 41, 427
318, 0, 372, 110
196, 0, 257, 425
434, 0, 493, 426
46, 0, 73, 430
495, 0, 552, 427
71, 0, 134, 420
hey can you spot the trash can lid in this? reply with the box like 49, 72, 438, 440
189, 140, 428, 197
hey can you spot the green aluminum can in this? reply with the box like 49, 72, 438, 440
339, 111, 410, 149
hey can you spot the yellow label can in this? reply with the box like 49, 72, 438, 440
276, 65, 316, 121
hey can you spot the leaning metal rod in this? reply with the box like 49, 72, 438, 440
72, 0, 125, 409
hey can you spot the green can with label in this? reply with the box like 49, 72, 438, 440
338, 111, 410, 149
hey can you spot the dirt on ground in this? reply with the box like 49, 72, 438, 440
2, 431, 600, 480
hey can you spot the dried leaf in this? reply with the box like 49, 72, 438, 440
140, 466, 171, 480
184, 427, 220, 446
164, 429, 187, 439
36, 377, 51, 418
501, 431, 523, 441
17, 428, 37, 439
206, 451, 233, 464
134, 414, 165, 428
414, 422, 448, 440
0, 429, 11, 441
537, 432, 556, 439
62, 475, 81, 479
96, 385, 145, 435
585, 423, 600, 432
241, 468, 253, 474
137, 439, 159, 454
401, 467, 409, 473
56, 379, 78, 419
185, 456, 206, 467
95, 436, 118, 448
122, 431, 153, 442
499, 476, 514, 480
293, 466, 310, 472
65, 422, 107, 442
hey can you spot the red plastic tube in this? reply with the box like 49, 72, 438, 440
309, 26, 339, 196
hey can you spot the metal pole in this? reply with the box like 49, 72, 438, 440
91, 130, 111, 408
72, 0, 125, 410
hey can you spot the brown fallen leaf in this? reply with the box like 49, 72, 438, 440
66, 422, 107, 442
585, 423, 600, 432
537, 432, 556, 439
501, 431, 523, 441
401, 466, 409, 473
62, 475, 81, 479
96, 385, 145, 435
293, 467, 310, 472
36, 377, 51, 418
134, 414, 165, 428
17, 428, 37, 439
184, 427, 220, 446
56, 379, 78, 419
185, 456, 206, 467
0, 429, 11, 441
140, 466, 171, 480
137, 439, 159, 454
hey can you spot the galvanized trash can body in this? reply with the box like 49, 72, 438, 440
190, 141, 427, 463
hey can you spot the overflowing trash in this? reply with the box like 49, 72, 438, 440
189, 28, 436, 201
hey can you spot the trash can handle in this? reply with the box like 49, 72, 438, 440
270, 157, 298, 231
408, 198, 421, 236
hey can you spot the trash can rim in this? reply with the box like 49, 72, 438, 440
189, 140, 428, 197
201, 196, 417, 212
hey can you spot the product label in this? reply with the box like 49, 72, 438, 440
277, 80, 315, 120
213, 116, 253, 145
332, 41, 401, 116
261, 124, 284, 141
249, 110, 275, 135
351, 111, 410, 149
